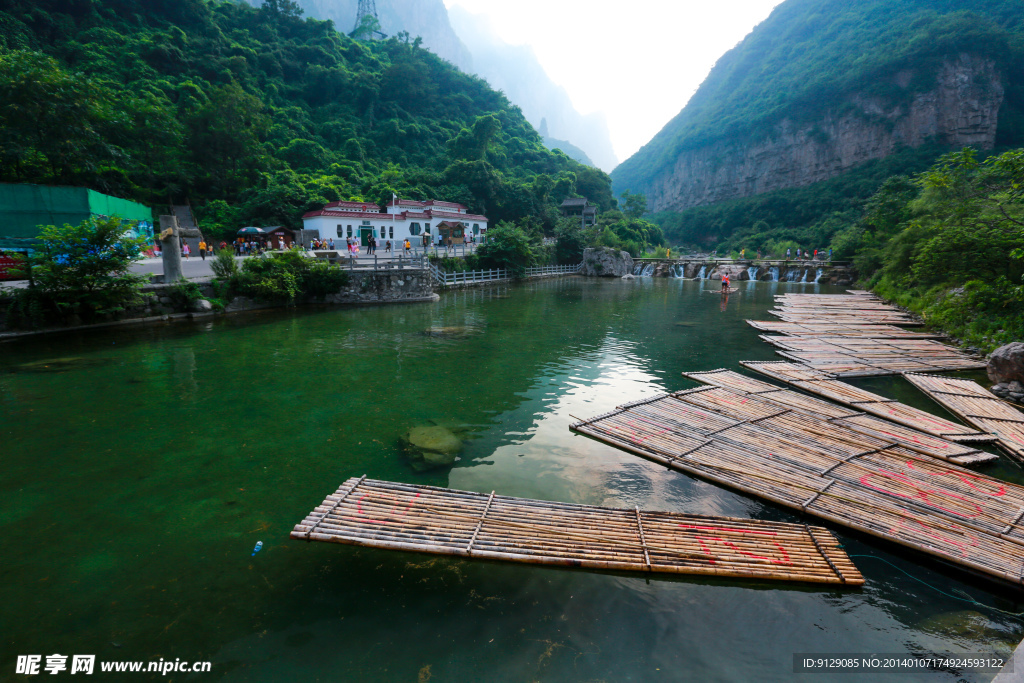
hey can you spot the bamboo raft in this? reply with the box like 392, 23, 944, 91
758, 335, 985, 376
904, 373, 1024, 463
741, 361, 995, 443
291, 477, 863, 585
767, 293, 922, 326
745, 320, 942, 339
570, 385, 1024, 589
682, 369, 996, 466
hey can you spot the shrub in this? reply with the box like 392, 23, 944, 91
211, 248, 238, 279
166, 280, 203, 309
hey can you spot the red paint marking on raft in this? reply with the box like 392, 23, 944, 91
357, 491, 422, 524
678, 523, 793, 566
860, 469, 983, 518
904, 460, 1006, 497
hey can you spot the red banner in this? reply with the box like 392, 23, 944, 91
0, 253, 25, 280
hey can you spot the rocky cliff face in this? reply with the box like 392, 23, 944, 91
646, 54, 1004, 213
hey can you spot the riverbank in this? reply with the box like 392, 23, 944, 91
0, 267, 437, 340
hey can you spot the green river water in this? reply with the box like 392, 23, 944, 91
2, 276, 1022, 682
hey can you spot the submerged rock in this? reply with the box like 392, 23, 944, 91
421, 326, 472, 338
11, 357, 105, 373
915, 610, 1017, 650
404, 424, 463, 468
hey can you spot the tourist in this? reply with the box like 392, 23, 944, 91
786, 247, 791, 259
404, 238, 411, 255
740, 248, 745, 259
828, 247, 833, 261
385, 239, 392, 253
814, 248, 818, 260
369, 234, 376, 255
721, 273, 730, 292
199, 239, 207, 260
182, 241, 190, 260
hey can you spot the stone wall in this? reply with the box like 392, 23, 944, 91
0, 268, 437, 336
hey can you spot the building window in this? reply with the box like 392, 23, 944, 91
454, 228, 464, 238
409, 222, 421, 236
347, 225, 352, 238
389, 227, 394, 238
473, 224, 479, 234
336, 225, 343, 237
424, 223, 430, 234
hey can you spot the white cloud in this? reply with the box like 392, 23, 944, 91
445, 0, 782, 164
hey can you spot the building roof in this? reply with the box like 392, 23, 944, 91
425, 200, 467, 210
323, 200, 380, 210
302, 210, 395, 220
560, 197, 591, 207
428, 210, 487, 221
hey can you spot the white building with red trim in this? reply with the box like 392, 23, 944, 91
301, 198, 488, 246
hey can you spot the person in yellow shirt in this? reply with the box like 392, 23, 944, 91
199, 240, 207, 260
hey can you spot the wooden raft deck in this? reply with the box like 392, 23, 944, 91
682, 369, 995, 466
905, 374, 1024, 463
291, 477, 862, 585
767, 293, 923, 326
741, 361, 995, 443
745, 320, 942, 339
758, 335, 986, 377
570, 385, 1024, 589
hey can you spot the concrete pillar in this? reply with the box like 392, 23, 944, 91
159, 215, 183, 282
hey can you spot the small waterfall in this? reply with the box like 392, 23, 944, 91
633, 263, 643, 275
641, 263, 655, 277
697, 265, 707, 279
746, 266, 759, 281
783, 268, 796, 282
769, 266, 779, 282
800, 269, 809, 283
814, 268, 823, 283
671, 264, 685, 278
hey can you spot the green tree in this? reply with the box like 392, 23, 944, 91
0, 51, 119, 183
620, 190, 648, 218
476, 221, 535, 276
554, 218, 588, 264
15, 216, 149, 325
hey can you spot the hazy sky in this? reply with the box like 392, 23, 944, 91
445, 0, 782, 164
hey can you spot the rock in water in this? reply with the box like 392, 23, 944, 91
12, 357, 103, 373
581, 248, 633, 277
406, 425, 462, 467
421, 326, 470, 338
988, 342, 1024, 384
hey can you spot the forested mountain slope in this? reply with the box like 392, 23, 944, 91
0, 0, 614, 235
612, 0, 1024, 213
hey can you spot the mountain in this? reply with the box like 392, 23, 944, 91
542, 136, 594, 167
447, 5, 618, 172
242, 0, 473, 70
612, 0, 1024, 213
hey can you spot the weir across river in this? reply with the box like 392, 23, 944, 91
630, 258, 853, 283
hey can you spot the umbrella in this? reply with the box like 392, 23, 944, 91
237, 227, 266, 235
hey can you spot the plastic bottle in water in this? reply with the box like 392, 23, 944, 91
251, 540, 263, 557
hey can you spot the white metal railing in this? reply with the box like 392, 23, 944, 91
524, 263, 583, 277
428, 262, 582, 285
